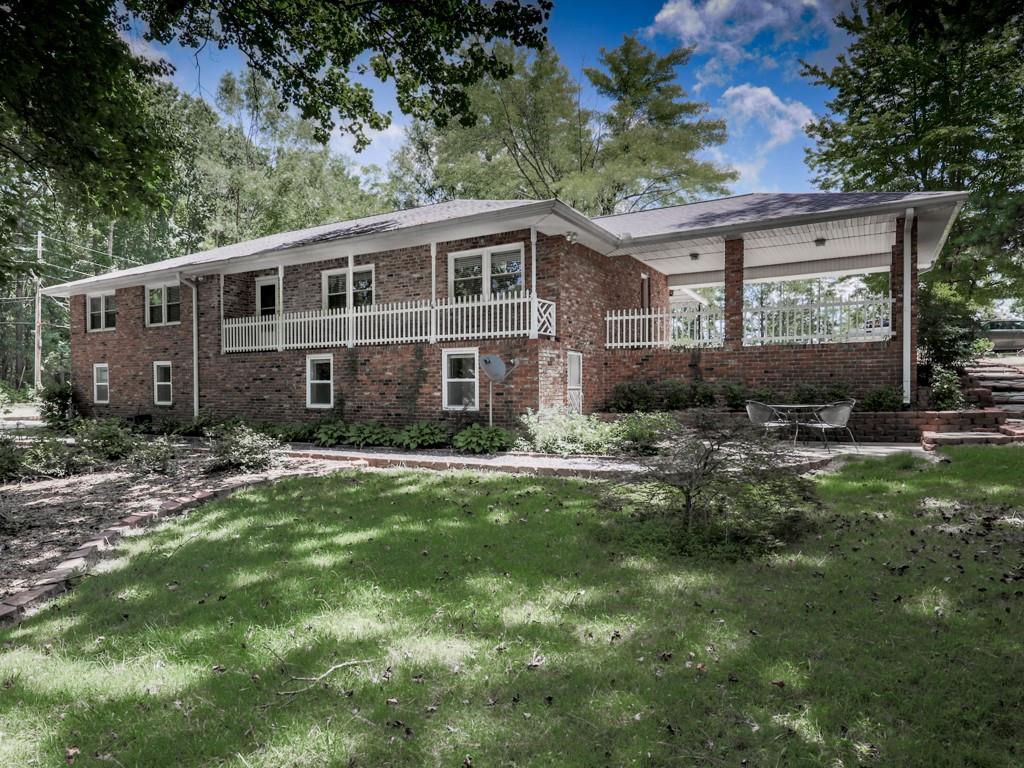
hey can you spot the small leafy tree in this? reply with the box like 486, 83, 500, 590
631, 410, 789, 530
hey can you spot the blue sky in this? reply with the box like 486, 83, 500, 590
128, 0, 852, 197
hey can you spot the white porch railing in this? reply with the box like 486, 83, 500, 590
743, 294, 892, 345
222, 291, 556, 353
605, 295, 892, 349
605, 306, 725, 349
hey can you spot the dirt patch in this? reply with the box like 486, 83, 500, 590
0, 452, 341, 599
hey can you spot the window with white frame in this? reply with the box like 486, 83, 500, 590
306, 354, 333, 408
153, 361, 172, 405
449, 244, 524, 300
93, 363, 109, 404
321, 266, 374, 310
442, 348, 478, 410
87, 292, 117, 331
146, 283, 181, 326
255, 276, 278, 316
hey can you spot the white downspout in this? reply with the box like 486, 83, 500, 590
529, 226, 538, 339
902, 208, 914, 405
180, 274, 200, 419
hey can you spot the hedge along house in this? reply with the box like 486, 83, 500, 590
44, 192, 965, 427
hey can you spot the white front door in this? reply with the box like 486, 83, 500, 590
567, 351, 583, 414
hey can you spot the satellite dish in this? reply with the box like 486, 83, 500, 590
478, 355, 520, 425
480, 355, 514, 382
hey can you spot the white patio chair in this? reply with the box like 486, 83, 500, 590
745, 401, 793, 440
799, 400, 859, 453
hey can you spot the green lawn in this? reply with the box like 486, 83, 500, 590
2, 448, 1023, 767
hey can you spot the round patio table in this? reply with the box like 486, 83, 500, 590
767, 404, 825, 444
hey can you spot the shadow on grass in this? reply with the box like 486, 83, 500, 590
1, 449, 1022, 766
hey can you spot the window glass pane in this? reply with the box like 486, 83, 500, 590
258, 283, 276, 316
327, 293, 345, 310
95, 366, 108, 385
352, 270, 373, 306
155, 365, 171, 384
89, 296, 102, 314
446, 381, 476, 408
310, 359, 331, 381
166, 286, 181, 322
104, 295, 116, 328
490, 250, 524, 295
148, 288, 163, 324
453, 255, 484, 298
166, 302, 181, 323
447, 353, 475, 379
310, 382, 331, 405
166, 285, 180, 304
156, 383, 172, 403
96, 384, 109, 402
328, 273, 346, 295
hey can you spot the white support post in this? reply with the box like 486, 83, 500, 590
191, 279, 199, 418
33, 231, 43, 390
902, 208, 914, 404
346, 253, 355, 348
429, 242, 438, 344
277, 264, 284, 352
529, 226, 538, 339
219, 273, 225, 354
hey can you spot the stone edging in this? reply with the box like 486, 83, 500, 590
0, 479, 268, 629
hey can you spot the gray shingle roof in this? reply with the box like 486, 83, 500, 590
593, 192, 962, 238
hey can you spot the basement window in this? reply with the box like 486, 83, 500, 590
93, 363, 109, 404
442, 348, 478, 411
153, 361, 172, 405
306, 354, 333, 409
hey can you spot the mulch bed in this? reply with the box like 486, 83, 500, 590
0, 452, 341, 601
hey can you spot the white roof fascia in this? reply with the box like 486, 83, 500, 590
608, 192, 969, 254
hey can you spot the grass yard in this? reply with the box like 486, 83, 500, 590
1, 448, 1022, 767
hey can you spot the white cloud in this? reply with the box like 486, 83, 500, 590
720, 83, 813, 151
709, 84, 813, 190
648, 0, 848, 89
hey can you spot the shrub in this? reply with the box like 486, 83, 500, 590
791, 383, 825, 404
346, 421, 401, 448
39, 382, 74, 430
918, 282, 986, 369
452, 423, 514, 454
0, 435, 23, 482
607, 380, 658, 413
22, 436, 80, 478
655, 380, 692, 410
612, 412, 675, 455
859, 387, 903, 412
719, 381, 749, 411
930, 365, 966, 410
130, 436, 178, 474
689, 380, 716, 407
395, 422, 449, 450
208, 424, 281, 471
749, 385, 779, 404
74, 418, 139, 461
314, 419, 350, 447
518, 409, 618, 455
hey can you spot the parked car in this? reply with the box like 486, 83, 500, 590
983, 318, 1024, 353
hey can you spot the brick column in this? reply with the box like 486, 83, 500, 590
889, 216, 919, 401
723, 237, 744, 350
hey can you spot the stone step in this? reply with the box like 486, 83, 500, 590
975, 380, 1024, 391
992, 392, 1024, 403
921, 431, 1017, 449
1000, 423, 1024, 438
1001, 404, 1024, 413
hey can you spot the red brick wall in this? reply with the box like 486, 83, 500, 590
70, 285, 195, 420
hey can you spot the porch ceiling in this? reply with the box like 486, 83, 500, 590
614, 199, 962, 285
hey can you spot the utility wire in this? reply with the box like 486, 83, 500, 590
42, 233, 144, 265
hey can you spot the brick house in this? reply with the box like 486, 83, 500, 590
45, 192, 965, 427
